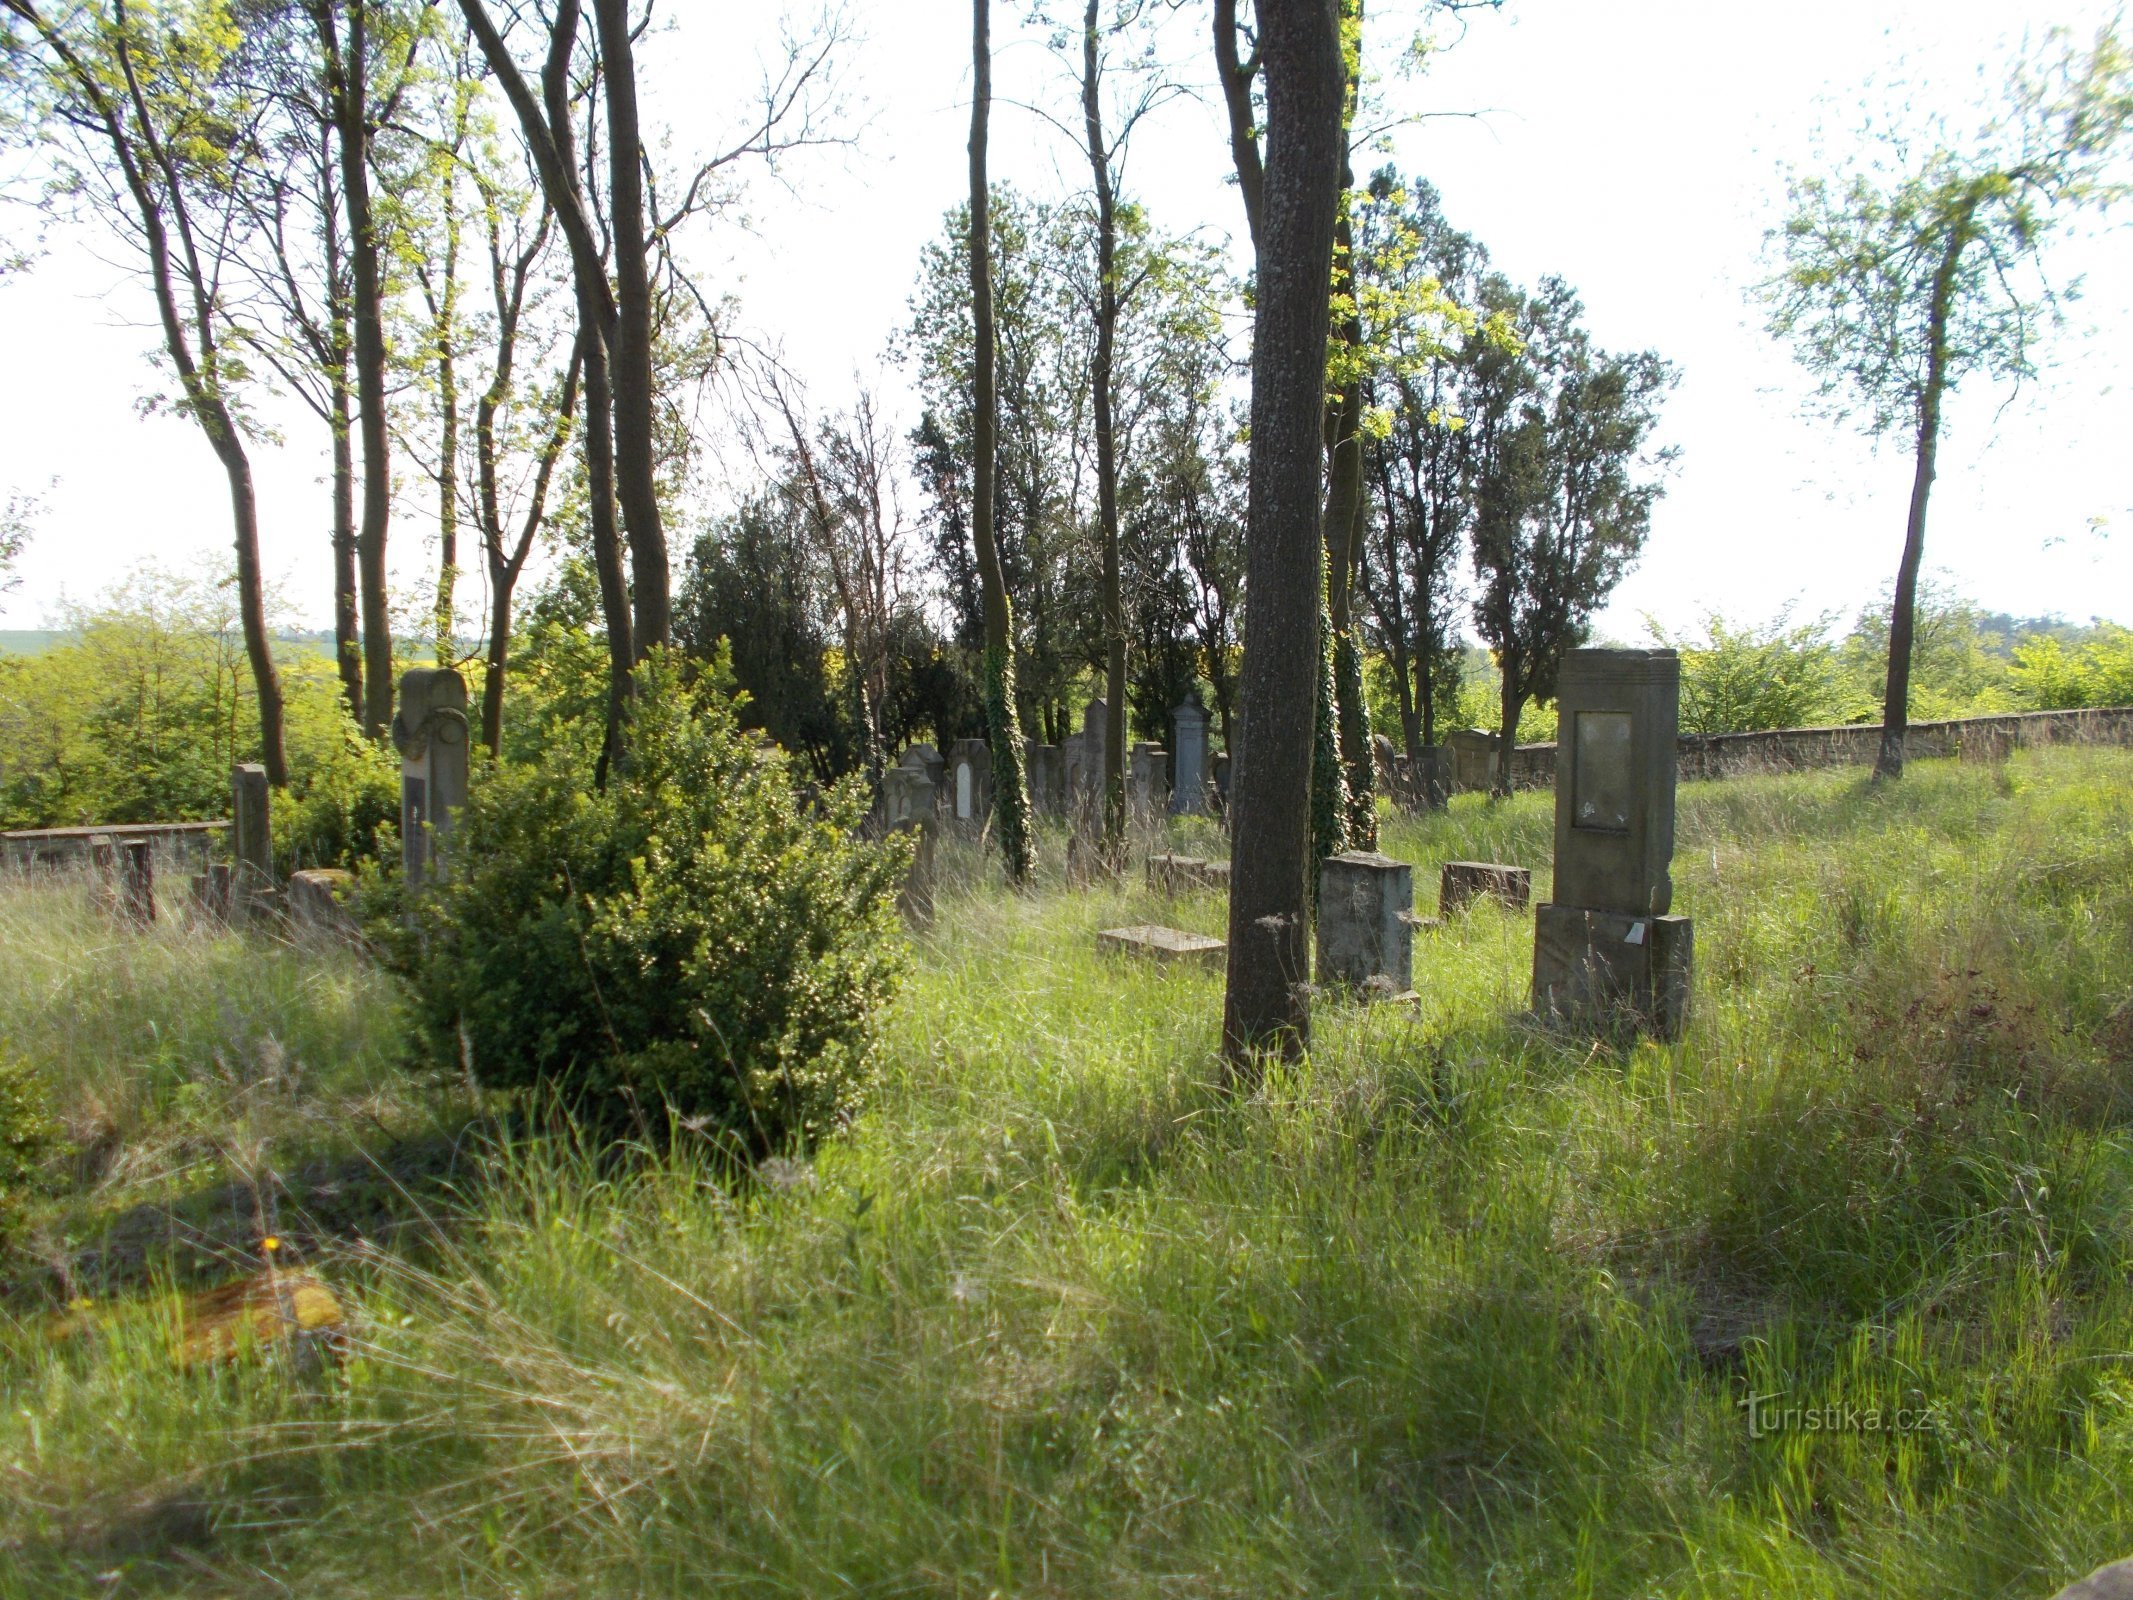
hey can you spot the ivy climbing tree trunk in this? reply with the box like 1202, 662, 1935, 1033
1222, 0, 1345, 1071
970, 0, 1036, 880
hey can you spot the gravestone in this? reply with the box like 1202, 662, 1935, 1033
1316, 851, 1417, 994
190, 862, 233, 924
1146, 854, 1230, 895
947, 737, 991, 826
1098, 923, 1226, 966
892, 818, 936, 928
1078, 698, 1110, 817
2051, 1558, 2133, 1600
1171, 695, 1210, 814
882, 763, 936, 830
1446, 729, 1499, 794
120, 839, 155, 927
1213, 752, 1233, 811
1441, 861, 1532, 915
391, 668, 471, 892
231, 763, 274, 922
1413, 745, 1451, 810
1129, 742, 1169, 822
1530, 648, 1693, 1040
1026, 742, 1062, 815
288, 868, 359, 942
1060, 731, 1089, 817
88, 837, 118, 917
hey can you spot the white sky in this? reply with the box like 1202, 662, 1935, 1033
2, 0, 2128, 639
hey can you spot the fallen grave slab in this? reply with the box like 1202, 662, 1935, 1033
1440, 860, 1532, 915
1098, 923, 1226, 965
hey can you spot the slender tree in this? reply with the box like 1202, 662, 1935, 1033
970, 0, 1036, 880
1759, 21, 2130, 778
1221, 0, 1345, 1069
3, 0, 289, 782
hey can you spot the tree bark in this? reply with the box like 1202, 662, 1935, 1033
1222, 0, 1345, 1071
1083, 0, 1127, 847
330, 341, 362, 723
1212, 0, 1264, 253
460, 0, 634, 766
315, 0, 395, 738
1496, 663, 1521, 801
593, 0, 670, 654
971, 0, 1036, 879
1879, 215, 1971, 781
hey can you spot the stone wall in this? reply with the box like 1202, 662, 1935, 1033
1, 820, 227, 873
1496, 705, 2133, 793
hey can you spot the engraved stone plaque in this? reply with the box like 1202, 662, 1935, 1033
1573, 711, 1633, 832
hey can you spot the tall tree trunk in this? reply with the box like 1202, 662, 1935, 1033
1212, 0, 1264, 253
431, 149, 463, 666
460, 0, 634, 766
593, 0, 670, 655
330, 349, 362, 723
317, 0, 395, 738
1879, 217, 1969, 782
1495, 660, 1521, 801
1320, 8, 1372, 845
971, 0, 1036, 880
1083, 0, 1127, 847
1222, 0, 1345, 1071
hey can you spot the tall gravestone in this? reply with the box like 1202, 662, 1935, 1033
1170, 695, 1209, 815
392, 668, 471, 892
230, 763, 274, 923
947, 737, 991, 827
1026, 741, 1062, 816
1531, 648, 1692, 1039
1128, 742, 1168, 822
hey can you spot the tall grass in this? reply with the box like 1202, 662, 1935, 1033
4, 749, 2133, 1596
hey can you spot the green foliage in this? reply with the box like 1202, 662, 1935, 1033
404, 651, 909, 1154
0, 1044, 60, 1248
2011, 624, 2133, 710
1652, 608, 1864, 734
273, 725, 401, 872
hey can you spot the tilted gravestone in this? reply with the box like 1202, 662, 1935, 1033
1531, 648, 1692, 1040
391, 668, 471, 892
230, 763, 275, 923
1170, 695, 1210, 815
1316, 851, 1418, 994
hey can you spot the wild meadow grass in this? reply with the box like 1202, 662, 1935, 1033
3, 748, 2133, 1596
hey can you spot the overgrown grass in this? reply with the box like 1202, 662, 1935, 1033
5, 749, 2133, 1596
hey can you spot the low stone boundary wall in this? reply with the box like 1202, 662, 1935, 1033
1498, 705, 2133, 792
1, 820, 227, 873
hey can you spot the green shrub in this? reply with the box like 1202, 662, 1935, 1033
276, 723, 401, 871
0, 1044, 61, 1245
404, 651, 910, 1155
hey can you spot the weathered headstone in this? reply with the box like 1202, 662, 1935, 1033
947, 737, 991, 826
2051, 1558, 2133, 1600
230, 763, 274, 922
120, 838, 155, 927
1026, 742, 1062, 815
1316, 851, 1416, 994
1171, 695, 1210, 814
1146, 853, 1230, 895
190, 862, 233, 924
1097, 923, 1226, 966
1446, 728, 1499, 794
1531, 647, 1693, 1040
1128, 742, 1168, 822
288, 868, 359, 942
1078, 698, 1110, 816
1413, 745, 1451, 810
882, 763, 936, 830
88, 836, 119, 917
391, 669, 471, 891
1440, 860, 1532, 915
892, 818, 936, 928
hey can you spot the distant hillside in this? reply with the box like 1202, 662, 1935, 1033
0, 629, 343, 658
